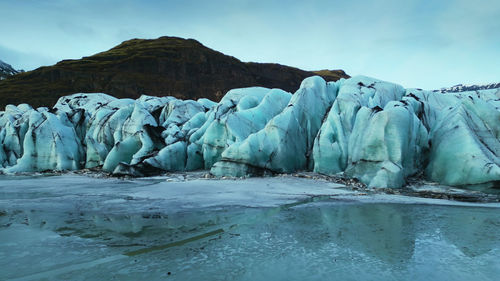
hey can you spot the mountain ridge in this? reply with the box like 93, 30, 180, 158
435, 82, 500, 93
0, 60, 22, 80
0, 36, 349, 108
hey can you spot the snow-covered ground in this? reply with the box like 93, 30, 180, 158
1, 174, 499, 280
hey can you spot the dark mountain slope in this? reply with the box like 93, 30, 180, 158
0, 36, 348, 108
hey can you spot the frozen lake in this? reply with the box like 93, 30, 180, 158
1, 174, 499, 280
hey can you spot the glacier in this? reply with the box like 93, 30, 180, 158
0, 75, 499, 189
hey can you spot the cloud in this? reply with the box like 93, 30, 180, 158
0, 45, 57, 70
57, 21, 96, 37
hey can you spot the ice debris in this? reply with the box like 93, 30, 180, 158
0, 76, 499, 189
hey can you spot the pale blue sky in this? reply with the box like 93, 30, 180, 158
0, 0, 498, 89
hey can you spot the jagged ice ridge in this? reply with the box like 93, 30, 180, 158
0, 75, 499, 189
436, 82, 500, 93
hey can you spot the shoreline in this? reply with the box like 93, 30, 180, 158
1, 171, 499, 204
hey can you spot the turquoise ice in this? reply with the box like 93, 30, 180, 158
0, 76, 499, 189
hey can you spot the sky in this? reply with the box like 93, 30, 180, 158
0, 0, 498, 89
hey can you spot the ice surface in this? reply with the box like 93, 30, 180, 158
1, 75, 499, 189
54, 93, 119, 115
404, 90, 500, 186
1, 175, 499, 281
5, 110, 83, 172
195, 87, 289, 169
212, 76, 337, 176
344, 101, 429, 188
313, 76, 406, 175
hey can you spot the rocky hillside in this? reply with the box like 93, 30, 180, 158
0, 60, 21, 80
0, 36, 348, 108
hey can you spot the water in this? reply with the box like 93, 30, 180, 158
1, 174, 499, 280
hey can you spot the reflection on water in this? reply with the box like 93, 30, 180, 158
316, 204, 416, 263
439, 208, 500, 257
1, 181, 499, 280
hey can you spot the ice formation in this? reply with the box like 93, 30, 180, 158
0, 76, 499, 189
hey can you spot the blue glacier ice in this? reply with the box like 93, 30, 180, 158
343, 100, 428, 188
404, 89, 500, 186
4, 109, 83, 172
0, 76, 499, 189
212, 76, 336, 176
